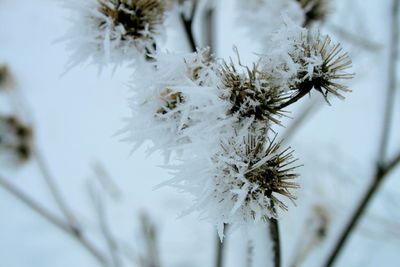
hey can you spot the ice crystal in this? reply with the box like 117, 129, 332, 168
124, 49, 230, 160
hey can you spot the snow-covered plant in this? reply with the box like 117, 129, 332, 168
62, 0, 354, 260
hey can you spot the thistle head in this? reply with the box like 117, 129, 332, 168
98, 0, 166, 44
291, 33, 354, 103
219, 60, 289, 125
64, 0, 167, 66
240, 134, 300, 216
210, 129, 300, 224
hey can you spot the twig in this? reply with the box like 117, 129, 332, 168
378, 1, 400, 164
34, 148, 80, 232
384, 151, 400, 175
180, 2, 198, 52
0, 174, 108, 265
324, 1, 400, 266
89, 183, 121, 267
204, 4, 215, 54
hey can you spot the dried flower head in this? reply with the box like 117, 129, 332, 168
214, 132, 300, 220
64, 0, 166, 67
290, 33, 354, 103
124, 49, 226, 159
98, 0, 165, 43
0, 114, 32, 163
171, 125, 301, 237
297, 0, 329, 26
219, 60, 289, 125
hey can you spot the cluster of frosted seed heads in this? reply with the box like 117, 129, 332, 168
0, 115, 32, 161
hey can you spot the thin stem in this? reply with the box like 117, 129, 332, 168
34, 148, 80, 232
89, 184, 121, 267
324, 1, 400, 266
269, 217, 281, 267
204, 5, 215, 54
384, 151, 400, 175
378, 0, 400, 164
0, 175, 108, 265
215, 232, 225, 267
269, 202, 281, 267
180, 2, 198, 52
270, 89, 312, 112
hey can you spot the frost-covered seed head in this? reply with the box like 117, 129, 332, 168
98, 0, 165, 43
236, 135, 299, 215
219, 60, 289, 125
296, 0, 329, 26
64, 0, 167, 66
292, 33, 354, 103
0, 115, 32, 162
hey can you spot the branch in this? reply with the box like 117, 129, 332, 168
204, 4, 216, 54
180, 2, 198, 52
383, 151, 400, 176
324, 1, 400, 266
34, 148, 80, 232
0, 174, 108, 265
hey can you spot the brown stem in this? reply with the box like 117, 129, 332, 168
324, 1, 399, 266
270, 89, 312, 112
0, 175, 108, 265
269, 202, 281, 267
269, 217, 281, 267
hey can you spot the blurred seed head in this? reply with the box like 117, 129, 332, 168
0, 65, 15, 89
297, 0, 329, 26
0, 114, 33, 164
